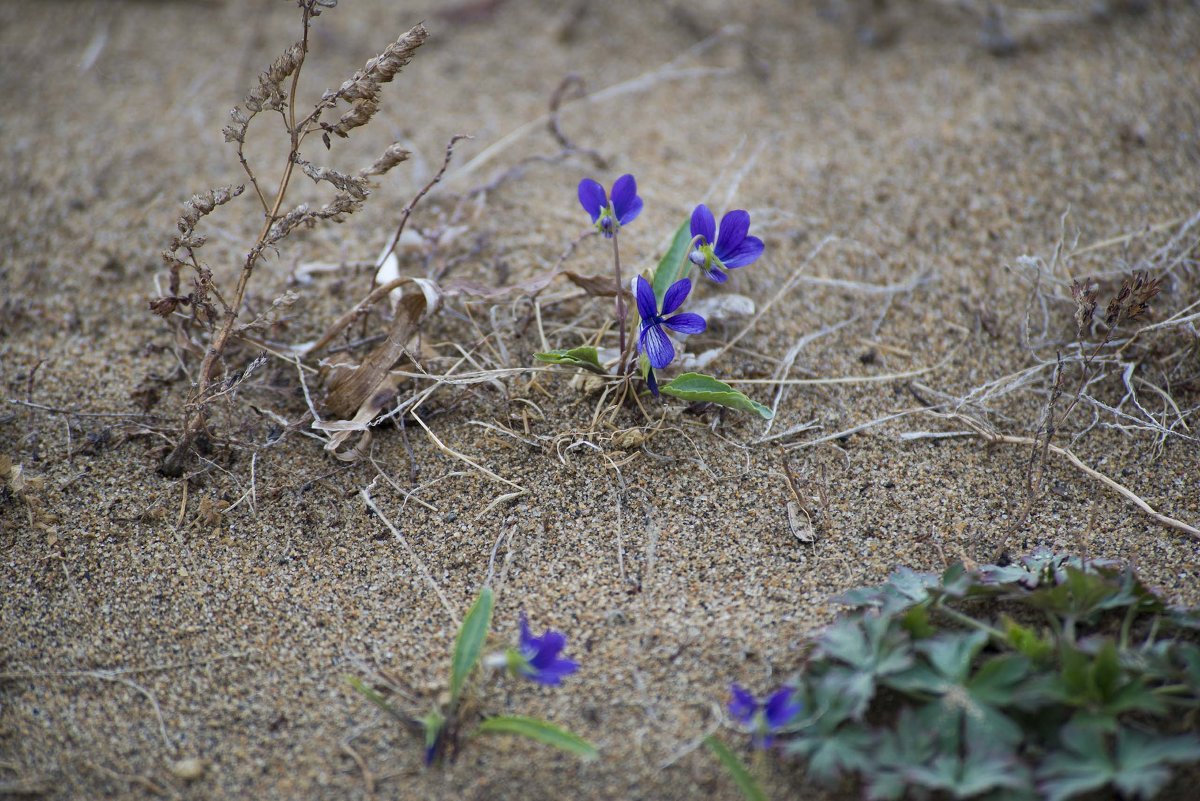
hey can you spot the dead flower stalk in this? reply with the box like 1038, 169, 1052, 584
156, 3, 427, 476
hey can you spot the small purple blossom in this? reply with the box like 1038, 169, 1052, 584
578, 174, 643, 238
728, 684, 802, 748
688, 204, 764, 282
511, 614, 579, 686
634, 275, 706, 371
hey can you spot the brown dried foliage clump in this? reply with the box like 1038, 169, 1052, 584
151, 0, 430, 477
1070, 270, 1163, 340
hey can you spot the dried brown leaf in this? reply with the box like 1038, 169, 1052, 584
323, 281, 442, 419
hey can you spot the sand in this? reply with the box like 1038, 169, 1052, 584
2, 1, 1199, 799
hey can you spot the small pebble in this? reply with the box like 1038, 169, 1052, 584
169, 757, 205, 781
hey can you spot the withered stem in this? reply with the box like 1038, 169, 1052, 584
161, 7, 313, 477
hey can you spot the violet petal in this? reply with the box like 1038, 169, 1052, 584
664, 312, 706, 335
577, 179, 607, 222
720, 235, 764, 269
714, 210, 751, 260
634, 276, 658, 321
690, 204, 716, 244
661, 278, 692, 315
639, 323, 675, 369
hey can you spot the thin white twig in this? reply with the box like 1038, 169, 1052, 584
360, 488, 460, 627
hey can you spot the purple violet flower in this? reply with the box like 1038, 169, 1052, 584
728, 684, 802, 748
688, 204, 764, 283
578, 174, 643, 238
509, 614, 579, 686
634, 275, 706, 371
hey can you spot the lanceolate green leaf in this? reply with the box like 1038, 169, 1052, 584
477, 715, 599, 761
346, 676, 407, 723
704, 735, 767, 801
660, 372, 773, 419
534, 346, 607, 374
450, 587, 494, 707
651, 219, 693, 304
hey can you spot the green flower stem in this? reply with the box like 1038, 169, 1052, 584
612, 228, 627, 374
1142, 616, 1161, 649
1043, 609, 1067, 645
934, 604, 1006, 640
1119, 605, 1137, 650
682, 234, 705, 281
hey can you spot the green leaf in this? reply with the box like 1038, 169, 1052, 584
477, 715, 598, 761
816, 615, 914, 720
534, 346, 607, 374
1112, 728, 1200, 798
347, 675, 408, 723
1054, 641, 1166, 717
899, 605, 936, 639
1038, 722, 1200, 801
869, 710, 940, 800
659, 372, 773, 419
450, 587, 493, 707
787, 725, 875, 785
1001, 616, 1055, 664
905, 747, 1032, 798
823, 614, 915, 676
651, 219, 693, 305
968, 654, 1032, 707
811, 666, 878, 723
704, 735, 766, 801
837, 567, 946, 615
920, 630, 989, 682
1028, 566, 1122, 623
938, 562, 972, 597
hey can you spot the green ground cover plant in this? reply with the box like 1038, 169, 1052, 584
713, 551, 1200, 800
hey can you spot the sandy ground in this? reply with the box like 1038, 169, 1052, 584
2, 1, 1199, 799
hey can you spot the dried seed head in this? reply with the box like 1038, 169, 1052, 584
1070, 279, 1098, 335
297, 158, 369, 199
315, 192, 362, 222
177, 185, 245, 238
1128, 270, 1163, 322
222, 108, 250, 144
325, 24, 427, 139
245, 43, 303, 114
149, 297, 182, 317
267, 203, 313, 244
1103, 270, 1163, 327
327, 98, 379, 139
358, 24, 427, 87
360, 142, 411, 178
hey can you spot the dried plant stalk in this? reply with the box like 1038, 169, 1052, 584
155, 1, 427, 477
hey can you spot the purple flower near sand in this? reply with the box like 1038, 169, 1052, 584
512, 614, 579, 686
688, 204, 764, 283
635, 275, 706, 371
578, 174, 643, 238
728, 684, 802, 748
